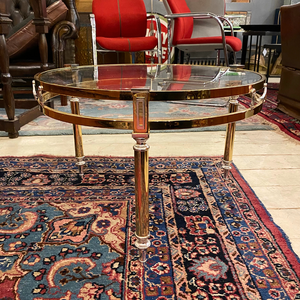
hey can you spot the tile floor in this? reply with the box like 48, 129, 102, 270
1, 128, 300, 258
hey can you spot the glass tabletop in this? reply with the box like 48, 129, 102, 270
35, 64, 265, 101
34, 64, 266, 130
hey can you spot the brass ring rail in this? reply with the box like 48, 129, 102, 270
37, 81, 265, 101
40, 92, 264, 131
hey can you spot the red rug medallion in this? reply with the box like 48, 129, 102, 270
0, 156, 299, 299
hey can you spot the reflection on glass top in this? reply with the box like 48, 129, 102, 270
37, 64, 263, 92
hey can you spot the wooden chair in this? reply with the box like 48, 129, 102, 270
277, 2, 300, 120
0, 0, 79, 138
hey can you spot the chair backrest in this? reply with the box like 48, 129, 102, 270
7, 0, 57, 29
92, 0, 148, 38
280, 2, 300, 70
5, 0, 78, 60
164, 0, 226, 43
163, 0, 194, 44
185, 0, 225, 38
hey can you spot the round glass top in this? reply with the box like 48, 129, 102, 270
35, 64, 265, 101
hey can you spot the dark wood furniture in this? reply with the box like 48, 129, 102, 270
277, 3, 300, 120
0, 0, 79, 138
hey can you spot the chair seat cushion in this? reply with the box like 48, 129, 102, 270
96, 36, 158, 52
7, 0, 68, 59
177, 35, 242, 52
9, 61, 55, 79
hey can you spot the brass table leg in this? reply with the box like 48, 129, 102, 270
222, 98, 239, 179
133, 137, 150, 262
70, 97, 85, 176
132, 88, 150, 262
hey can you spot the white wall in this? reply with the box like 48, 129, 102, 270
226, 0, 284, 24
285, 0, 300, 3
144, 0, 167, 15
144, 0, 285, 25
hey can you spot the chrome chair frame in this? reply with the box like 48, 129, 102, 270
164, 11, 237, 66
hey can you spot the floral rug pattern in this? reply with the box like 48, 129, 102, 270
0, 156, 299, 299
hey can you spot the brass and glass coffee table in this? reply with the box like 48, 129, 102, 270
33, 64, 266, 261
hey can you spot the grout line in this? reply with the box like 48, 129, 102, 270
267, 207, 300, 210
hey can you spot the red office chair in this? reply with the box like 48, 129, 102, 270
92, 0, 162, 63
163, 0, 242, 66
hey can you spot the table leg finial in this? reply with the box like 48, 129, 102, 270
135, 234, 151, 262
222, 159, 232, 180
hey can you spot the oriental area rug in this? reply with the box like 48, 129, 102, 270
0, 156, 299, 300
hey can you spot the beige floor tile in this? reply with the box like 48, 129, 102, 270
234, 130, 292, 143
290, 239, 300, 258
1, 130, 299, 156
253, 186, 300, 209
233, 155, 300, 169
233, 143, 300, 155
239, 169, 300, 187
267, 209, 300, 240
267, 209, 300, 257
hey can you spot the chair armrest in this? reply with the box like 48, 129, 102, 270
165, 12, 217, 19
62, 0, 80, 34
165, 12, 226, 39
164, 12, 228, 64
0, 0, 13, 36
29, 0, 50, 33
165, 12, 225, 35
0, 15, 11, 37
52, 20, 77, 67
218, 16, 234, 36
28, 0, 51, 68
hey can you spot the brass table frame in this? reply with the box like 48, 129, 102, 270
33, 64, 266, 262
